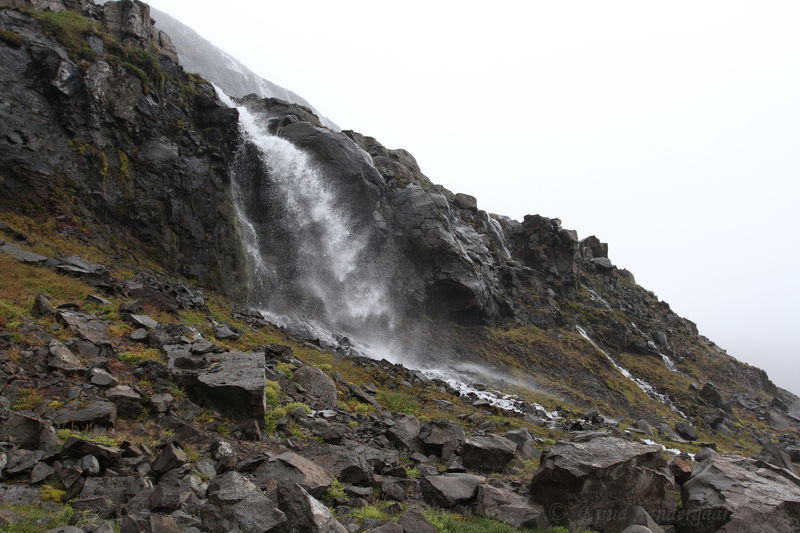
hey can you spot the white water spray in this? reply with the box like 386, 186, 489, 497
218, 89, 391, 332
216, 87, 554, 412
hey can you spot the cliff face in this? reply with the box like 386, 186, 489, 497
1, 0, 796, 453
2, 3, 800, 532
0, 0, 246, 294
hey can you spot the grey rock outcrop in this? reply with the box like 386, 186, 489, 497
530, 436, 676, 531
679, 454, 800, 532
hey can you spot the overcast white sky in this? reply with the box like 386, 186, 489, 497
149, 0, 800, 394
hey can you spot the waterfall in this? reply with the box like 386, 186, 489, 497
487, 215, 512, 260
576, 326, 686, 418
217, 89, 391, 339
215, 87, 554, 412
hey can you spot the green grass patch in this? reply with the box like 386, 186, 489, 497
118, 347, 162, 364
56, 428, 121, 447
34, 9, 100, 62
39, 483, 66, 503
12, 388, 43, 410
324, 478, 346, 500
376, 391, 418, 414
352, 504, 386, 521
265, 380, 281, 406
0, 503, 75, 533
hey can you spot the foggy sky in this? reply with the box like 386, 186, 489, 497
148, 0, 800, 394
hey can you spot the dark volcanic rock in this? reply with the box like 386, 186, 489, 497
461, 434, 517, 472
474, 484, 548, 529
420, 472, 485, 508
530, 435, 676, 531
52, 401, 116, 427
294, 365, 337, 409
173, 351, 266, 423
0, 2, 246, 296
418, 419, 465, 461
397, 510, 437, 533
674, 422, 698, 441
55, 311, 110, 344
253, 452, 334, 498
680, 454, 800, 532
277, 482, 347, 533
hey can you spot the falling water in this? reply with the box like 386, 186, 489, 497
487, 215, 512, 259
576, 325, 686, 418
586, 287, 613, 312
216, 87, 555, 411
217, 89, 391, 338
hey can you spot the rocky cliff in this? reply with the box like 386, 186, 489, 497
1, 1, 799, 532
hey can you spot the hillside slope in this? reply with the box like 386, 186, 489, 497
1, 1, 799, 532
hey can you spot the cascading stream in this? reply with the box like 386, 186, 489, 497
215, 87, 554, 412
576, 326, 687, 418
217, 88, 391, 336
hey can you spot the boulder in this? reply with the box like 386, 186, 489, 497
52, 401, 116, 427
0, 242, 47, 264
301, 444, 373, 486
150, 443, 188, 475
503, 428, 539, 460
474, 484, 548, 529
206, 471, 259, 505
295, 365, 338, 409
61, 436, 122, 468
418, 419, 465, 461
105, 385, 143, 417
201, 491, 287, 533
128, 314, 159, 330
454, 193, 478, 210
253, 452, 334, 498
55, 310, 110, 344
755, 443, 799, 477
174, 351, 266, 422
0, 412, 60, 452
277, 482, 347, 533
386, 413, 421, 452
461, 434, 517, 472
397, 510, 437, 533
47, 340, 85, 372
674, 422, 698, 441
530, 435, 676, 531
420, 473, 485, 507
680, 454, 800, 532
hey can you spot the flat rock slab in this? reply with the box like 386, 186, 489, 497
61, 436, 122, 467
461, 434, 517, 472
178, 351, 266, 421
52, 400, 116, 427
420, 473, 485, 507
129, 314, 158, 330
254, 452, 334, 498
47, 340, 84, 372
56, 310, 110, 344
681, 454, 800, 532
530, 435, 676, 531
57, 256, 109, 279
0, 242, 48, 264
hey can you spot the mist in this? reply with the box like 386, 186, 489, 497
148, 0, 800, 394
